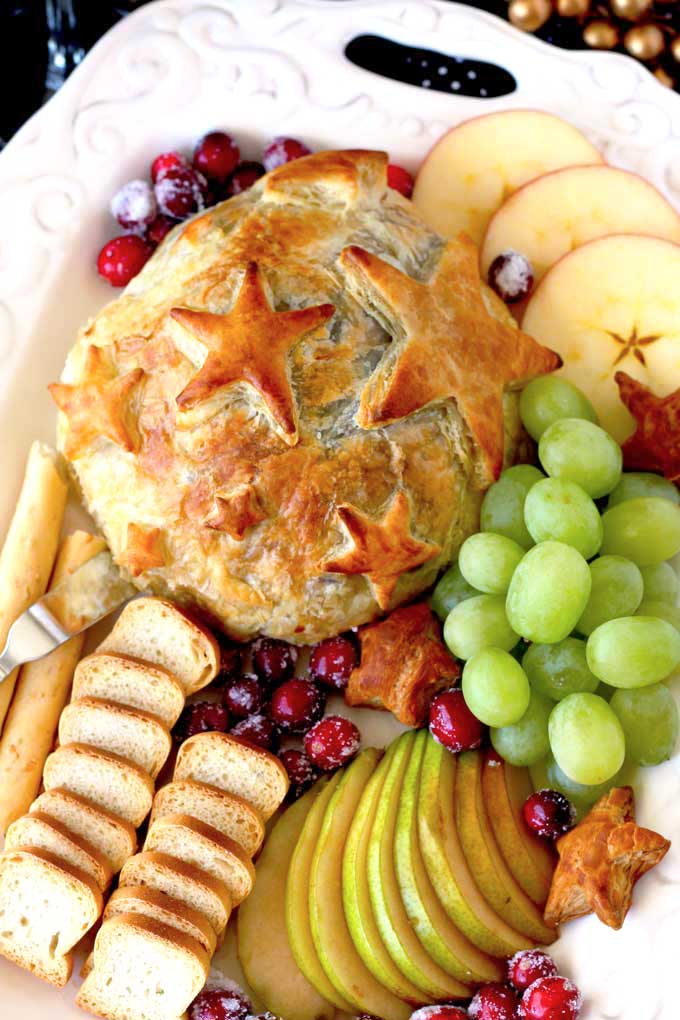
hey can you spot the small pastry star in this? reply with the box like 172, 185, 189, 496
120, 523, 166, 577
323, 491, 441, 609
171, 262, 334, 446
204, 482, 266, 540
48, 345, 145, 460
616, 371, 680, 482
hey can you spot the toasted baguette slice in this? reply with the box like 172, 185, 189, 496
30, 789, 136, 874
150, 780, 265, 857
98, 598, 220, 695
104, 886, 216, 956
58, 699, 172, 779
119, 852, 231, 938
144, 815, 255, 906
72, 652, 185, 728
43, 744, 154, 828
0, 847, 103, 987
174, 733, 289, 820
76, 914, 210, 1020
5, 812, 112, 890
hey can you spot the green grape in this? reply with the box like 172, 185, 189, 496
458, 532, 524, 595
490, 688, 552, 766
640, 562, 679, 605
522, 637, 599, 701
523, 477, 602, 559
480, 465, 544, 549
548, 692, 626, 785
600, 497, 680, 566
586, 616, 680, 688
538, 418, 622, 498
545, 754, 623, 816
636, 600, 680, 632
430, 563, 479, 622
462, 647, 531, 727
608, 472, 680, 508
610, 684, 679, 766
506, 541, 591, 643
519, 376, 598, 441
575, 555, 644, 636
443, 594, 519, 660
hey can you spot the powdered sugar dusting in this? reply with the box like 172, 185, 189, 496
488, 249, 534, 304
110, 179, 157, 230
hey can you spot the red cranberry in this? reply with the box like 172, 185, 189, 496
193, 131, 240, 183
468, 983, 519, 1020
262, 136, 311, 172
523, 790, 576, 841
230, 713, 279, 752
387, 164, 414, 199
226, 161, 265, 196
213, 643, 244, 687
223, 674, 268, 720
309, 635, 358, 691
279, 748, 319, 799
429, 689, 486, 753
188, 985, 251, 1020
408, 1007, 469, 1020
110, 179, 157, 231
521, 977, 582, 1020
145, 214, 175, 247
252, 638, 297, 684
270, 679, 325, 734
173, 701, 229, 743
508, 950, 558, 992
154, 166, 207, 219
151, 150, 188, 183
304, 715, 360, 771
97, 235, 153, 287
488, 250, 534, 304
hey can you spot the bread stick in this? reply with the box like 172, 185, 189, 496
0, 532, 105, 833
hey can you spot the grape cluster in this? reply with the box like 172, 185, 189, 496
432, 376, 680, 804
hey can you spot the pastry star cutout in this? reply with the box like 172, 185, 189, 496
204, 482, 266, 540
48, 346, 145, 460
339, 238, 560, 484
171, 262, 335, 446
120, 523, 166, 577
544, 786, 670, 930
323, 492, 441, 609
615, 371, 680, 482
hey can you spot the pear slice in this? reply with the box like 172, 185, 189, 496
394, 730, 503, 984
456, 752, 556, 944
502, 759, 557, 896
238, 783, 335, 1020
343, 743, 426, 1004
367, 732, 472, 1001
309, 749, 412, 1020
418, 736, 533, 957
286, 771, 353, 1012
413, 110, 603, 246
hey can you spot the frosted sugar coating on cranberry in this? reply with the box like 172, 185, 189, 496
508, 950, 558, 991
110, 179, 157, 231
523, 789, 575, 841
468, 983, 519, 1020
488, 250, 534, 304
309, 635, 358, 690
304, 715, 361, 771
271, 678, 325, 734
223, 674, 267, 719
188, 985, 251, 1020
151, 150, 189, 183
280, 749, 319, 798
155, 166, 207, 219
262, 136, 311, 172
252, 638, 298, 684
521, 976, 582, 1020
173, 701, 229, 742
230, 712, 279, 752
408, 1006, 468, 1020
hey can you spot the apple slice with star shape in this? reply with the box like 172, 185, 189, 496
522, 234, 680, 441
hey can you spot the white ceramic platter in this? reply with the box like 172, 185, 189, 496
2, 1, 680, 1017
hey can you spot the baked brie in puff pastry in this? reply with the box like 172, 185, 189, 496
50, 150, 559, 642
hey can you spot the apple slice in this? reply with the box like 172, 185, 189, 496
522, 234, 680, 441
413, 110, 603, 246
238, 783, 335, 1020
481, 165, 680, 287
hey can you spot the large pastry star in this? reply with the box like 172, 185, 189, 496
323, 491, 441, 610
339, 238, 560, 484
170, 262, 335, 446
615, 371, 680, 482
48, 346, 145, 460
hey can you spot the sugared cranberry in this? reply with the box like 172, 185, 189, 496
226, 161, 265, 196
252, 638, 297, 684
145, 214, 175, 247
429, 689, 486, 753
173, 701, 229, 743
279, 748, 319, 799
97, 235, 153, 287
193, 131, 240, 183
309, 635, 358, 691
151, 150, 188, 183
188, 985, 251, 1020
213, 643, 244, 687
521, 976, 582, 1020
154, 166, 207, 219
523, 790, 576, 841
468, 983, 519, 1020
230, 712, 279, 752
270, 679, 325, 734
508, 950, 558, 992
110, 179, 157, 231
488, 250, 534, 304
223, 674, 268, 720
262, 136, 311, 172
304, 715, 361, 771
387, 164, 414, 199
408, 1007, 468, 1020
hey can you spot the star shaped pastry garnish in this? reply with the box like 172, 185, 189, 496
615, 371, 680, 482
204, 482, 266, 540
338, 238, 560, 484
170, 262, 335, 446
544, 786, 670, 930
48, 345, 145, 460
322, 491, 440, 610
119, 523, 166, 577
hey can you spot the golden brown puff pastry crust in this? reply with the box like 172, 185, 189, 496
51, 150, 558, 643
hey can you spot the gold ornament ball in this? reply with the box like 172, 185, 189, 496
624, 25, 666, 61
583, 20, 620, 49
509, 0, 553, 32
610, 0, 652, 20
671, 36, 680, 63
557, 0, 590, 16
655, 68, 676, 89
